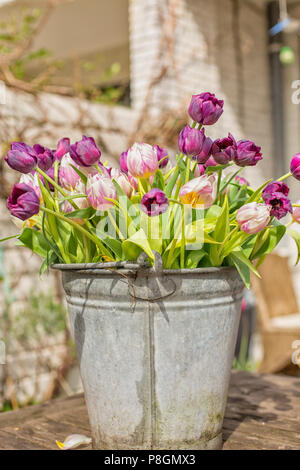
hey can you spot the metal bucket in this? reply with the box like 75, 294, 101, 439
53, 253, 244, 450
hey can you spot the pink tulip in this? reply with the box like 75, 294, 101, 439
126, 143, 158, 178
111, 168, 133, 198
59, 155, 81, 190
236, 203, 270, 234
292, 201, 300, 224
179, 174, 217, 209
86, 173, 117, 211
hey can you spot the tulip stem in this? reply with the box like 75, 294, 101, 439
286, 220, 294, 228
40, 206, 112, 259
277, 172, 292, 182
185, 157, 191, 184
36, 167, 79, 211
293, 204, 300, 207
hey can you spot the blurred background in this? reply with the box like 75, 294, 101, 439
0, 0, 300, 412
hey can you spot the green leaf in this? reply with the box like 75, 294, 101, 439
229, 250, 261, 288
122, 229, 154, 261
65, 207, 95, 220
166, 168, 179, 197
251, 224, 286, 261
19, 228, 49, 258
246, 179, 273, 204
186, 251, 206, 269
152, 169, 165, 191
287, 229, 300, 264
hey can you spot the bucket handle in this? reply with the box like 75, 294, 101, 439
128, 252, 177, 302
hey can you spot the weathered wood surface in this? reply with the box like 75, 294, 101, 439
0, 371, 299, 450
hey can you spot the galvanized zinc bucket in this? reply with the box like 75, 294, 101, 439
53, 253, 244, 450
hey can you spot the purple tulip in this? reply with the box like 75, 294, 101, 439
5, 142, 37, 174
7, 183, 40, 221
33, 144, 54, 172
55, 137, 70, 160
236, 203, 271, 234
205, 156, 218, 167
120, 150, 129, 174
178, 126, 211, 159
70, 136, 101, 167
262, 182, 292, 220
20, 173, 42, 200
188, 93, 224, 126
212, 133, 237, 165
291, 154, 300, 181
234, 140, 263, 167
154, 145, 169, 169
141, 189, 169, 216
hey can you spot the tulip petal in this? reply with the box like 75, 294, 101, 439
56, 434, 92, 450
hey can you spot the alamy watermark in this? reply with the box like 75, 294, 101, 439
291, 340, 300, 367
0, 340, 5, 365
0, 80, 6, 105
291, 80, 300, 105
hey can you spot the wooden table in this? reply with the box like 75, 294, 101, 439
0, 371, 300, 450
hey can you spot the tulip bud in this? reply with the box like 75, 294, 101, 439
86, 173, 117, 211
235, 175, 249, 186
126, 143, 158, 178
234, 140, 262, 167
55, 137, 70, 160
7, 183, 40, 221
178, 126, 212, 160
188, 93, 224, 125
212, 133, 237, 165
5, 142, 37, 174
236, 203, 270, 234
194, 164, 206, 177
111, 168, 134, 198
153, 145, 169, 169
59, 155, 81, 190
70, 136, 101, 167
120, 150, 129, 173
291, 154, 300, 181
179, 174, 217, 209
33, 144, 54, 172
141, 189, 169, 216
262, 181, 292, 220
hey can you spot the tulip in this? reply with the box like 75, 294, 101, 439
236, 203, 270, 234
70, 136, 101, 167
141, 188, 169, 216
178, 126, 212, 160
120, 150, 129, 174
86, 173, 117, 211
7, 183, 40, 221
291, 154, 300, 181
61, 181, 89, 221
20, 172, 42, 200
179, 174, 217, 209
154, 145, 169, 169
126, 143, 158, 178
5, 142, 37, 174
188, 92, 224, 125
33, 144, 54, 172
212, 133, 237, 165
54, 137, 70, 160
262, 182, 292, 220
111, 168, 134, 198
234, 140, 262, 167
235, 175, 249, 186
59, 155, 81, 190
292, 202, 300, 224
205, 156, 218, 167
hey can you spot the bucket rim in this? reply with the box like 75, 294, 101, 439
51, 262, 238, 276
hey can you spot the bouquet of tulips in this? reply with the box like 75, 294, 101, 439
2, 92, 300, 288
